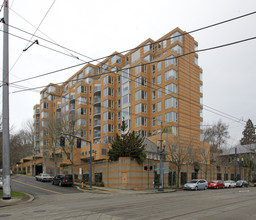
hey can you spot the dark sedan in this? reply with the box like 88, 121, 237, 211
52, 174, 73, 187
236, 180, 248, 187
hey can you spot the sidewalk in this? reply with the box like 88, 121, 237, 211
0, 193, 34, 208
75, 183, 177, 194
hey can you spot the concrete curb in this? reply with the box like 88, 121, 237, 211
0, 193, 34, 208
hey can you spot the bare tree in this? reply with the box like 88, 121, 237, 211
203, 120, 230, 163
165, 137, 193, 187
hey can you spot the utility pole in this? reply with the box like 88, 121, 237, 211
2, 0, 11, 200
158, 122, 165, 192
235, 147, 237, 181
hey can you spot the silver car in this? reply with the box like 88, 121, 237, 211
184, 179, 208, 190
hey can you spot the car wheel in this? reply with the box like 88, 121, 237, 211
204, 186, 207, 190
242, 184, 245, 188
52, 181, 54, 185
195, 186, 198, 191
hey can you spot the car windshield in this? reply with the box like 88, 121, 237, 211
190, 180, 198, 183
210, 181, 218, 183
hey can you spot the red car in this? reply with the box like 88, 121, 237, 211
254, 182, 256, 187
208, 180, 224, 189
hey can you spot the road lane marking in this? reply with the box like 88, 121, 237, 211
12, 179, 62, 194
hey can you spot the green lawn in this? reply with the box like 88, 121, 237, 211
0, 189, 26, 197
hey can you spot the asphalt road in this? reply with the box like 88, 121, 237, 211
11, 174, 81, 196
1, 178, 256, 219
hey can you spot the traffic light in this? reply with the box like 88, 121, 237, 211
60, 136, 65, 146
77, 138, 81, 148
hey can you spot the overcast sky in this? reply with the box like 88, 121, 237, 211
0, 0, 256, 147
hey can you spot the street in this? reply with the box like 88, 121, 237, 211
11, 175, 81, 196
1, 175, 256, 219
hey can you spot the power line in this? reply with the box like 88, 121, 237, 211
9, 0, 56, 72
10, 36, 256, 86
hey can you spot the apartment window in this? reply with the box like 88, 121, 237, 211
41, 121, 48, 128
200, 84, 203, 93
103, 111, 114, 121
89, 130, 91, 137
165, 112, 178, 122
41, 102, 49, 109
135, 103, 147, 114
165, 55, 177, 67
165, 97, 177, 109
195, 57, 198, 65
200, 108, 203, 118
143, 64, 147, 74
103, 136, 113, 144
171, 45, 183, 54
152, 77, 156, 86
163, 40, 167, 48
111, 54, 121, 65
103, 99, 114, 109
41, 112, 49, 119
122, 69, 130, 79
118, 124, 121, 132
122, 107, 130, 118
200, 72, 203, 81
103, 75, 114, 85
118, 87, 121, 96
118, 75, 121, 83
165, 83, 177, 94
157, 88, 161, 98
170, 31, 182, 44
157, 102, 161, 112
89, 119, 92, 126
89, 108, 92, 115
135, 76, 147, 88
152, 117, 156, 126
77, 107, 86, 115
157, 115, 162, 125
126, 56, 129, 65
135, 117, 147, 127
122, 94, 130, 105
77, 118, 86, 127
135, 90, 147, 101
118, 111, 121, 120
157, 62, 161, 71
118, 99, 121, 108
85, 66, 94, 75
165, 69, 177, 81
103, 124, 114, 133
152, 91, 156, 100
200, 96, 203, 105
152, 104, 156, 113
122, 81, 130, 93
131, 49, 140, 63
48, 86, 56, 93
135, 65, 141, 75
89, 86, 92, 93
157, 75, 161, 84
103, 87, 114, 97
152, 65, 156, 74
77, 96, 87, 105
136, 130, 147, 137
158, 43, 161, 51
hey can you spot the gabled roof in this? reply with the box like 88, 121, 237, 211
143, 138, 158, 153
221, 144, 256, 156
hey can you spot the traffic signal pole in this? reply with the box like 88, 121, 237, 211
2, 0, 11, 200
61, 133, 92, 189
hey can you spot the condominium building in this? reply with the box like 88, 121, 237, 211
32, 27, 205, 175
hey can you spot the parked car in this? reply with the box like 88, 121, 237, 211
184, 179, 208, 190
35, 173, 53, 182
236, 180, 248, 187
52, 174, 73, 187
224, 180, 236, 188
254, 182, 256, 187
0, 176, 3, 189
208, 180, 224, 189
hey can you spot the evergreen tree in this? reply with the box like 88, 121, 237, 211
240, 119, 256, 145
108, 120, 146, 164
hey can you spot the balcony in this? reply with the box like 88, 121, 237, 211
94, 120, 101, 128
94, 107, 101, 116
94, 85, 101, 94
93, 130, 101, 139
94, 97, 101, 105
